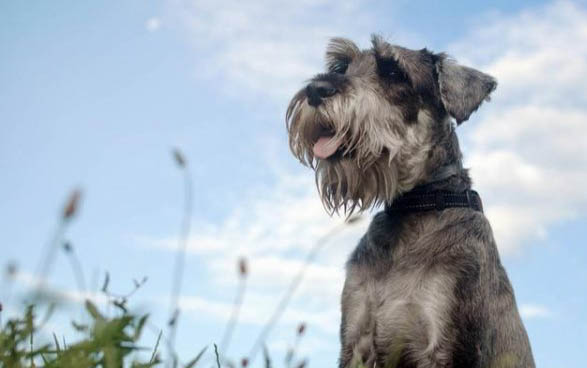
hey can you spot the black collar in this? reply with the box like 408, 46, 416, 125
385, 189, 483, 214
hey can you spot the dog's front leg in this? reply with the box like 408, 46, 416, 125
339, 272, 377, 368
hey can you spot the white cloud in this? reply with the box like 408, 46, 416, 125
519, 303, 552, 319
176, 291, 341, 334
145, 17, 162, 32
140, 173, 366, 258
452, 1, 587, 105
169, 0, 376, 99
8, 270, 109, 306
452, 1, 587, 253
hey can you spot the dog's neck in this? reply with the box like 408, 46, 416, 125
385, 162, 481, 214
412, 118, 473, 193
428, 160, 463, 184
383, 158, 479, 214
423, 155, 470, 185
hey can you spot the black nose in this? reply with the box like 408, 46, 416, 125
305, 80, 338, 107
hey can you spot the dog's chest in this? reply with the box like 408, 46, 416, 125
377, 269, 454, 343
343, 266, 455, 363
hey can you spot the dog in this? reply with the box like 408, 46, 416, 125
286, 36, 535, 368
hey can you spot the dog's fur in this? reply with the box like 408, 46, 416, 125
286, 36, 535, 368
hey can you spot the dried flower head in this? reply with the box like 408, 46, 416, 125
238, 257, 248, 277
6, 262, 17, 277
172, 148, 187, 168
295, 360, 307, 368
168, 308, 179, 327
63, 189, 82, 220
297, 322, 306, 336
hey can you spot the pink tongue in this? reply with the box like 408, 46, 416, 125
313, 136, 343, 159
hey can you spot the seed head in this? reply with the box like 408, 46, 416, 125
172, 148, 187, 168
168, 308, 179, 326
63, 189, 82, 220
238, 257, 248, 278
6, 263, 17, 277
297, 322, 306, 336
295, 360, 307, 368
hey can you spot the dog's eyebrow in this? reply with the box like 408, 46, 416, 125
326, 37, 361, 63
371, 35, 419, 68
371, 34, 395, 60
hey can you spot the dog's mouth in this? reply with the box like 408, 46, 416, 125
310, 122, 346, 160
313, 135, 344, 159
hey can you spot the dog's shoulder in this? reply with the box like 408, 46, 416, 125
347, 210, 401, 267
347, 208, 497, 268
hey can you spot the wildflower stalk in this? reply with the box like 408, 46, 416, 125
167, 148, 193, 366
219, 257, 249, 358
285, 323, 306, 368
247, 215, 363, 364
63, 241, 87, 296
35, 189, 82, 291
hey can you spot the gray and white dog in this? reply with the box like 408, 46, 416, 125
286, 36, 535, 368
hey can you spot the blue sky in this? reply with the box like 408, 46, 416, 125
1, 0, 586, 367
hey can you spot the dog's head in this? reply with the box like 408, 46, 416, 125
286, 35, 496, 214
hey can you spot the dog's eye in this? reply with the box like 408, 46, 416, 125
378, 59, 407, 83
331, 61, 349, 74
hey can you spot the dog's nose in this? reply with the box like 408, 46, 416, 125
305, 81, 338, 107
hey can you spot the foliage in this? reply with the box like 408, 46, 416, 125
0, 302, 163, 368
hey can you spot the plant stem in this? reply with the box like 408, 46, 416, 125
167, 153, 193, 366
246, 220, 355, 364
219, 273, 247, 357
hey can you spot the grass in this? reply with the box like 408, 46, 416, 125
0, 302, 158, 367
0, 148, 363, 367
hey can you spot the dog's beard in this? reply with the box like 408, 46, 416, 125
287, 82, 427, 214
315, 156, 402, 214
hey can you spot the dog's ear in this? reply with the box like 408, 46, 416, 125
435, 54, 497, 124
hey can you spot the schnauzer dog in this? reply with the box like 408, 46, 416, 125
286, 36, 535, 368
